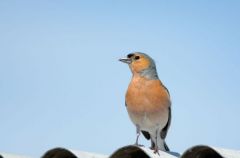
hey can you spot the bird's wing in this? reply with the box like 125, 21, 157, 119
141, 130, 151, 140
160, 106, 171, 139
161, 83, 170, 97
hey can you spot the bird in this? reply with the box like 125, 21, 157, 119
119, 52, 171, 154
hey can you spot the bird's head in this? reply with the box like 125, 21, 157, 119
119, 52, 158, 79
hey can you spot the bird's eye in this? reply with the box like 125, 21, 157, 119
127, 53, 134, 58
134, 56, 140, 60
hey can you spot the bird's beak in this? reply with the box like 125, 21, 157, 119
119, 57, 132, 64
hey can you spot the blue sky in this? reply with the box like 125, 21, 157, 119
0, 0, 240, 157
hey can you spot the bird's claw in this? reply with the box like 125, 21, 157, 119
153, 146, 160, 155
154, 149, 160, 155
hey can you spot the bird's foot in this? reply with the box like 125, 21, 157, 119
153, 149, 160, 155
153, 146, 160, 155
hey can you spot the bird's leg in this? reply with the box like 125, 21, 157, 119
154, 145, 160, 155
135, 125, 140, 146
150, 139, 155, 150
153, 130, 160, 155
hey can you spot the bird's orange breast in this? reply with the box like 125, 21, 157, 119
126, 76, 170, 115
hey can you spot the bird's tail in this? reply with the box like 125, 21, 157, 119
164, 141, 170, 151
151, 139, 170, 152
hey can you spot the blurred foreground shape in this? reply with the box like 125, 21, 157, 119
1, 145, 240, 158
